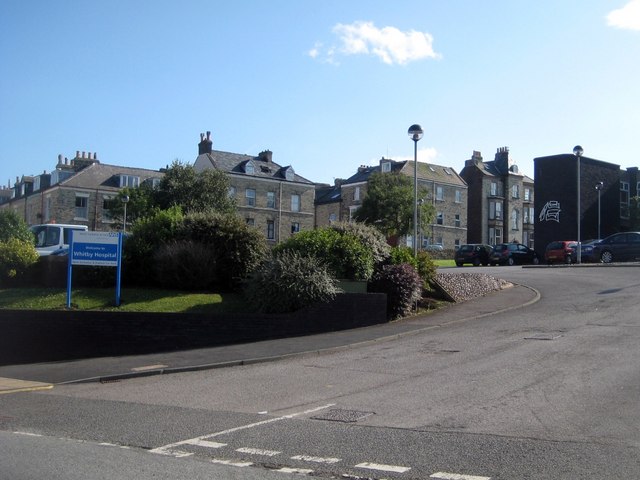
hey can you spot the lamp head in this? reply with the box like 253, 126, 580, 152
573, 145, 583, 157
408, 124, 424, 142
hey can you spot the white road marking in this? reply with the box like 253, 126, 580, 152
430, 472, 491, 480
130, 364, 168, 372
188, 439, 227, 449
210, 458, 253, 467
291, 454, 341, 464
13, 432, 43, 437
150, 403, 335, 455
277, 467, 314, 474
236, 447, 281, 457
356, 462, 411, 473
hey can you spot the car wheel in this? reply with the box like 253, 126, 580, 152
532, 257, 540, 265
601, 250, 613, 263
507, 257, 515, 266
564, 255, 572, 264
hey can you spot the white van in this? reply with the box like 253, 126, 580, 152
30, 224, 89, 256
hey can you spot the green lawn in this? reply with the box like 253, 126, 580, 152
434, 259, 455, 268
0, 288, 249, 313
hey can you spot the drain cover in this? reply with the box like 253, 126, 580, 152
312, 409, 374, 423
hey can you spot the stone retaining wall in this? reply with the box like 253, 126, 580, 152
0, 293, 387, 366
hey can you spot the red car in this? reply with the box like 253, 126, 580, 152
544, 240, 577, 264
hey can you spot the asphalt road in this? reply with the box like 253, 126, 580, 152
1, 265, 639, 479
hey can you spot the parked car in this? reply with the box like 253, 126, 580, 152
490, 243, 540, 266
573, 239, 601, 263
544, 240, 577, 264
455, 244, 492, 266
423, 243, 444, 252
592, 232, 640, 263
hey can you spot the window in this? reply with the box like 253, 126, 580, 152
621, 182, 630, 218
34, 177, 41, 191
454, 214, 461, 228
228, 186, 236, 198
455, 190, 462, 203
436, 186, 444, 201
102, 196, 114, 221
119, 175, 140, 188
291, 222, 300, 234
436, 212, 444, 225
246, 218, 255, 226
354, 186, 360, 201
490, 182, 498, 196
454, 239, 461, 248
435, 236, 443, 246
511, 208, 520, 230
291, 194, 301, 212
245, 188, 256, 206
512, 184, 520, 199
489, 227, 502, 245
284, 167, 294, 181
329, 213, 337, 223
267, 220, 275, 240
75, 194, 89, 219
490, 201, 503, 220
443, 167, 452, 175
381, 161, 391, 173
267, 191, 276, 209
244, 162, 254, 174
524, 188, 531, 202
349, 205, 359, 222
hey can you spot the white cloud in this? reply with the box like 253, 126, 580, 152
309, 21, 441, 65
417, 146, 438, 163
607, 0, 640, 31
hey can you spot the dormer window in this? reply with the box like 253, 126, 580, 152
381, 161, 391, 173
120, 175, 139, 188
244, 161, 255, 175
284, 166, 294, 181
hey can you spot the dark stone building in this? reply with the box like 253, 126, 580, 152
534, 153, 621, 257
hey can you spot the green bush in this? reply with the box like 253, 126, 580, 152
368, 263, 422, 320
179, 211, 268, 289
389, 246, 417, 269
329, 221, 391, 265
415, 250, 437, 289
274, 227, 374, 281
0, 210, 34, 244
244, 251, 339, 313
0, 238, 39, 285
153, 240, 219, 290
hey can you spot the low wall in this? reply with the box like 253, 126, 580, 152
0, 293, 387, 366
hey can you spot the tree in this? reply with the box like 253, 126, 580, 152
155, 161, 236, 214
353, 172, 434, 242
0, 210, 34, 243
107, 183, 157, 229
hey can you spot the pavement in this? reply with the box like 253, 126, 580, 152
0, 283, 539, 394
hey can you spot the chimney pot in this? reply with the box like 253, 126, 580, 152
206, 131, 211, 140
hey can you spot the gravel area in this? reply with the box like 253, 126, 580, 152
434, 272, 513, 303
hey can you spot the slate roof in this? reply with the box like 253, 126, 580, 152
342, 159, 467, 187
56, 162, 162, 190
195, 150, 313, 185
314, 184, 342, 204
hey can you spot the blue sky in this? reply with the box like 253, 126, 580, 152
1, 1, 639, 188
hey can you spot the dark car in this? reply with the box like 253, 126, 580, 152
572, 239, 601, 263
490, 243, 540, 266
592, 232, 640, 263
455, 244, 492, 266
544, 240, 577, 264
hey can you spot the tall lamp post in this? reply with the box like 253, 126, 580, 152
573, 145, 583, 264
595, 181, 604, 240
408, 124, 424, 256
122, 195, 130, 233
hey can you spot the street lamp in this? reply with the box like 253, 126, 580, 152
122, 195, 130, 233
595, 181, 604, 240
408, 124, 424, 256
573, 145, 583, 263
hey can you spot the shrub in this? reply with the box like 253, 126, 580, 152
153, 240, 219, 290
0, 210, 34, 244
388, 246, 417, 269
275, 227, 374, 281
0, 238, 39, 286
179, 211, 268, 289
368, 263, 422, 320
244, 251, 339, 313
329, 221, 391, 265
415, 250, 438, 289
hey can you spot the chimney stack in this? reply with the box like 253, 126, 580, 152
198, 131, 213, 155
258, 150, 273, 162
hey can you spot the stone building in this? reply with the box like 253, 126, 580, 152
0, 151, 162, 230
193, 132, 315, 245
316, 157, 468, 249
460, 148, 535, 248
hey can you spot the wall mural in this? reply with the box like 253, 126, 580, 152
539, 200, 561, 222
